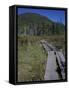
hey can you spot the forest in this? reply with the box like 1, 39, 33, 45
18, 13, 65, 36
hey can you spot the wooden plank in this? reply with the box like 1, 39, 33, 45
41, 40, 65, 80
44, 51, 59, 80
56, 51, 65, 79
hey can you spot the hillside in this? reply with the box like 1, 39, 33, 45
18, 13, 65, 36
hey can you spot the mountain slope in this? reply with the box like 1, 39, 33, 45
18, 13, 65, 36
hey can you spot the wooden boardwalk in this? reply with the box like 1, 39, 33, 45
44, 51, 59, 80
40, 40, 65, 80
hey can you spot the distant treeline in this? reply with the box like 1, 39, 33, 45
18, 13, 65, 36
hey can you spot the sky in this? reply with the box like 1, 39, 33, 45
17, 8, 65, 24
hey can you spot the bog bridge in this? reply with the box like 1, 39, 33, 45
40, 40, 65, 80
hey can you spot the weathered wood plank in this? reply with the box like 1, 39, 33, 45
44, 51, 59, 80
41, 40, 65, 80
56, 51, 65, 79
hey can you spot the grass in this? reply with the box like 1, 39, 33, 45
18, 34, 65, 51
18, 34, 65, 82
44, 35, 65, 53
18, 41, 47, 82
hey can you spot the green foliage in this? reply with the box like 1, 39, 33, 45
18, 40, 47, 82
18, 13, 65, 36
